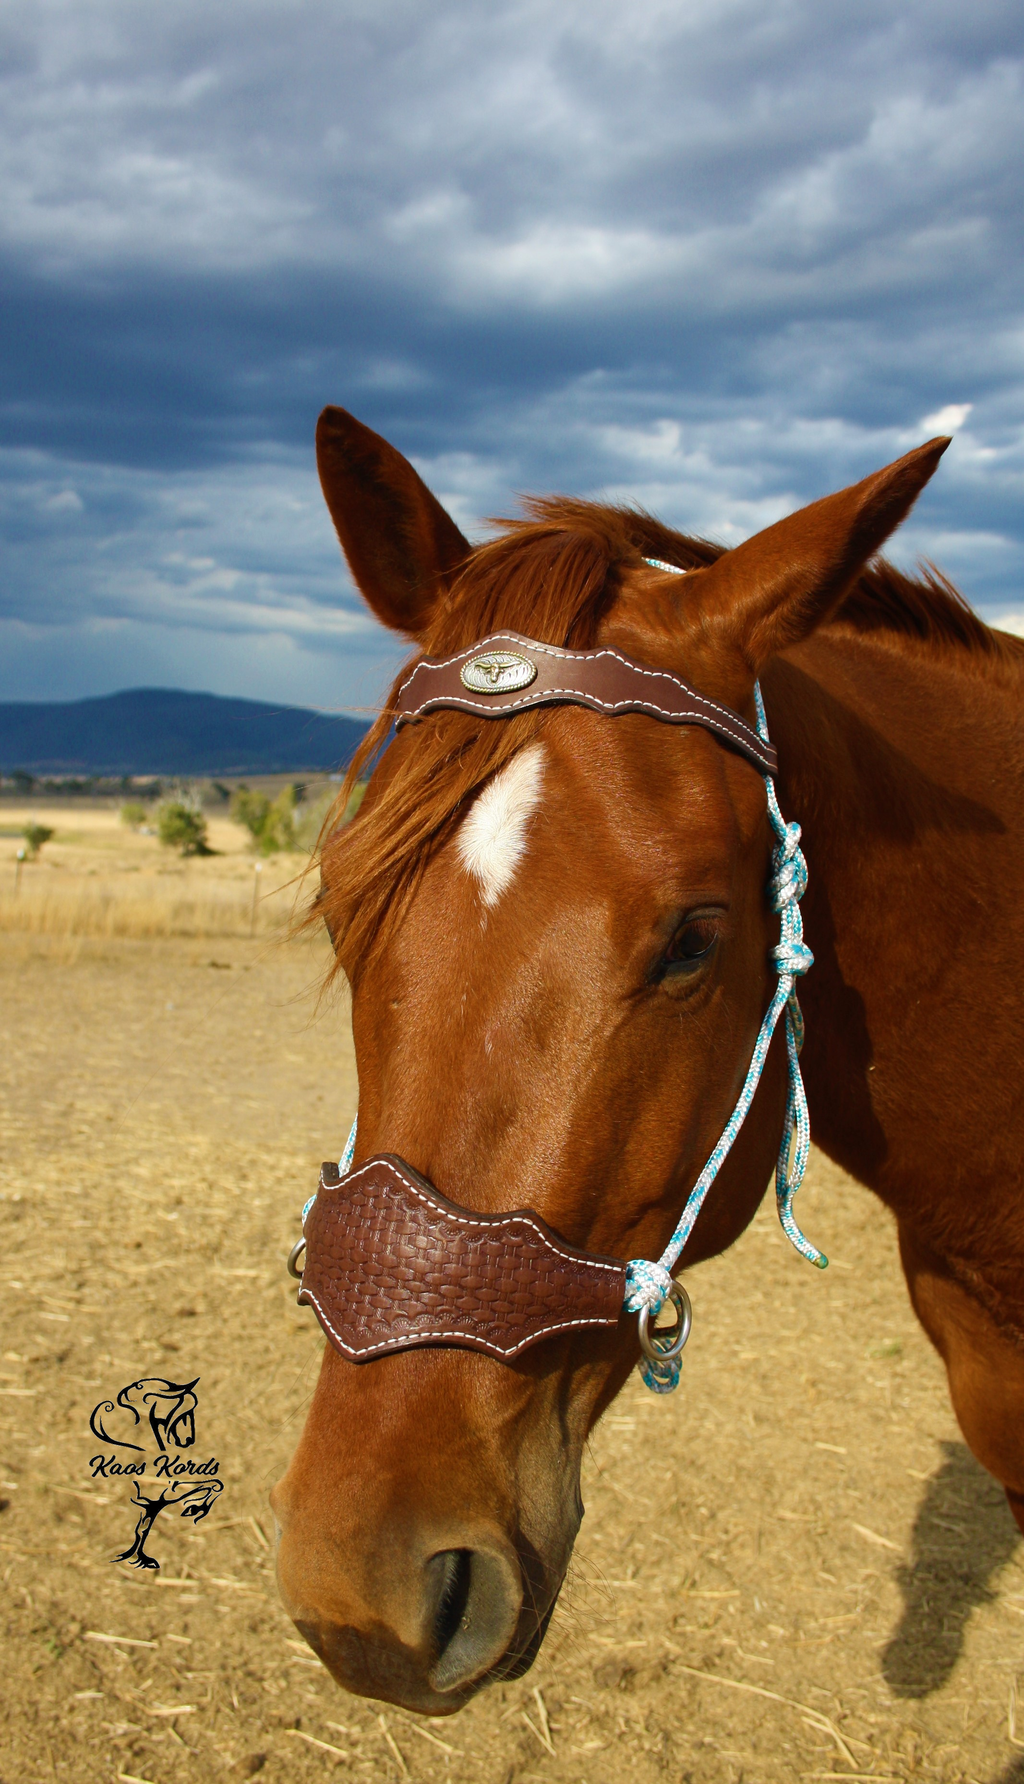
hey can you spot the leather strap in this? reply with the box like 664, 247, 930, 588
394, 631, 776, 776
298, 1154, 627, 1362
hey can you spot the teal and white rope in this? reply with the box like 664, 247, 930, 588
307, 683, 825, 1398
338, 1117, 358, 1178
624, 680, 824, 1391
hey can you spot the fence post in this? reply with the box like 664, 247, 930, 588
249, 860, 262, 938
14, 847, 24, 894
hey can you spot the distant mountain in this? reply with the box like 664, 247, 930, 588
0, 688, 369, 776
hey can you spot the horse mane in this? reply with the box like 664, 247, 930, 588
833, 557, 1024, 659
316, 497, 1021, 970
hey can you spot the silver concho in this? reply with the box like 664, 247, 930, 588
459, 650, 538, 695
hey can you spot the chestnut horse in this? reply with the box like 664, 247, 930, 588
272, 408, 1024, 1714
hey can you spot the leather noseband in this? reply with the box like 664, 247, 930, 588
299, 1156, 627, 1360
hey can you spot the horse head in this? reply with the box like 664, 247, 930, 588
271, 409, 947, 1712
91, 1377, 199, 1454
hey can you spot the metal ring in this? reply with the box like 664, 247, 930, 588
637, 1280, 692, 1364
287, 1237, 306, 1280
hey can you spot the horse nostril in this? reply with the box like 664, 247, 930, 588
430, 1549, 473, 1655
426, 1546, 522, 1693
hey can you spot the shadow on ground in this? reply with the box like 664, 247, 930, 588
883, 1440, 1019, 1698
992, 1761, 1024, 1784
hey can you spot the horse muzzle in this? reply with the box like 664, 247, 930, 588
275, 1152, 686, 1708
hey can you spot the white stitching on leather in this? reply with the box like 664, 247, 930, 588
395, 633, 767, 756
301, 1287, 619, 1359
414, 691, 769, 753
316, 1157, 622, 1275
306, 1157, 624, 1358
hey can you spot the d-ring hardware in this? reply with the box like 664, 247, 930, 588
636, 1280, 691, 1364
287, 1237, 306, 1280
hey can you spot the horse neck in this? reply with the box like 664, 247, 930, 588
763, 628, 1024, 1241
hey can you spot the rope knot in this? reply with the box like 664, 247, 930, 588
768, 822, 808, 911
623, 1258, 673, 1317
771, 937, 814, 979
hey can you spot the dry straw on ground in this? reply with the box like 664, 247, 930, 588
0, 871, 303, 941
1, 804, 1022, 1784
0, 802, 314, 941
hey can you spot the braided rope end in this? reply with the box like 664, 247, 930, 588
639, 1356, 681, 1393
777, 1195, 828, 1269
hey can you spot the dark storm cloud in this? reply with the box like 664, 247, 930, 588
1, 0, 1022, 704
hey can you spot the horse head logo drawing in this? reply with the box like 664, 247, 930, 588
89, 1377, 199, 1454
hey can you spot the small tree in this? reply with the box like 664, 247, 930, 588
22, 823, 54, 859
230, 784, 297, 854
294, 781, 367, 853
120, 801, 147, 831
230, 785, 269, 844
265, 786, 297, 852
157, 802, 210, 856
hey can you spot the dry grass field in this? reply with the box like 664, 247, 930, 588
1, 806, 1022, 1784
0, 797, 321, 946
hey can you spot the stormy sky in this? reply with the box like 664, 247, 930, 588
1, 0, 1022, 713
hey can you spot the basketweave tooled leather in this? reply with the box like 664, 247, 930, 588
392, 630, 777, 777
298, 1154, 628, 1362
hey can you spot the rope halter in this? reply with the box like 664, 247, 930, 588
292, 635, 826, 1394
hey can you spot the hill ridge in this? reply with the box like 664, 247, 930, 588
0, 686, 369, 776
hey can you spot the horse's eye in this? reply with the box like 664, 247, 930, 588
661, 916, 719, 976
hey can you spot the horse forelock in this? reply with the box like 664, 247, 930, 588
312, 502, 674, 970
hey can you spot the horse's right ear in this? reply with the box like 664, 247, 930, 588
682, 436, 951, 681
316, 407, 471, 640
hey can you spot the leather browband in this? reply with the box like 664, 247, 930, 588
394, 630, 777, 777
299, 1155, 627, 1361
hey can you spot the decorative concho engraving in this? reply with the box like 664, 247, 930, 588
460, 651, 538, 695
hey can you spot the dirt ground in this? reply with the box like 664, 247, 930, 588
1, 820, 1023, 1784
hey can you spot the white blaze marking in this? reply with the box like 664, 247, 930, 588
456, 743, 546, 906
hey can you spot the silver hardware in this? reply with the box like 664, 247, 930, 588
460, 651, 537, 694
637, 1280, 691, 1363
287, 1237, 306, 1279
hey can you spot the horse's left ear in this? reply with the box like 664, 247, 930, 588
316, 406, 471, 640
688, 437, 950, 674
